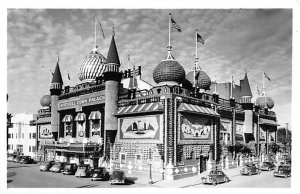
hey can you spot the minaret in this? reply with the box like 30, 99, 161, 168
50, 58, 63, 141
240, 72, 254, 137
103, 29, 122, 157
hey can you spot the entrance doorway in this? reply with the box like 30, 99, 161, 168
200, 155, 207, 173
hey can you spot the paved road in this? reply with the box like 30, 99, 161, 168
7, 162, 291, 188
7, 162, 152, 188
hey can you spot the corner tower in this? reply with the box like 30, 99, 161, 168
103, 31, 122, 157
50, 59, 63, 140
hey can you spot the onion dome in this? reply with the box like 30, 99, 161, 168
185, 70, 211, 90
78, 46, 107, 82
255, 96, 274, 109
153, 60, 185, 85
40, 95, 51, 107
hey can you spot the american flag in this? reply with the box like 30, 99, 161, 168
197, 33, 204, 44
171, 17, 181, 32
264, 72, 271, 81
97, 18, 105, 39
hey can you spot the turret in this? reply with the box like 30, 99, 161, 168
103, 31, 122, 157
50, 59, 63, 140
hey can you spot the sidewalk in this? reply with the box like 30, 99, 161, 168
130, 167, 243, 188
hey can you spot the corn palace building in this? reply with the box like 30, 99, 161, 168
36, 28, 278, 180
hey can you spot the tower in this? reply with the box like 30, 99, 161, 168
50, 59, 63, 141
103, 31, 122, 157
240, 72, 253, 141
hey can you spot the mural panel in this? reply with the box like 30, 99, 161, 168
180, 115, 212, 140
39, 124, 53, 139
119, 115, 162, 140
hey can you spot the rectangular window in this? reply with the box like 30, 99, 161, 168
12, 144, 13, 150
32, 133, 36, 139
32, 146, 36, 152
12, 133, 13, 138
29, 133, 31, 139
22, 133, 24, 139
29, 146, 31, 152
16, 133, 17, 139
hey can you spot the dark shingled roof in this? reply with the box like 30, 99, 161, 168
240, 73, 252, 97
106, 35, 120, 66
51, 62, 63, 84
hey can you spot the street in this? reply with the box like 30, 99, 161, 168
7, 162, 290, 188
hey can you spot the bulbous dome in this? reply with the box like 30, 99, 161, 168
78, 46, 107, 82
256, 96, 274, 109
153, 60, 185, 85
185, 70, 211, 90
40, 95, 51, 107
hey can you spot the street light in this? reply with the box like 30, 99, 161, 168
148, 148, 153, 184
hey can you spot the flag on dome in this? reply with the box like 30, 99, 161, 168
197, 33, 204, 44
264, 72, 271, 81
171, 17, 181, 32
68, 73, 70, 80
97, 18, 105, 39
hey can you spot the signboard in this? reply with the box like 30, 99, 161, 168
119, 115, 162, 140
39, 124, 53, 139
58, 94, 105, 110
180, 115, 212, 140
236, 123, 244, 135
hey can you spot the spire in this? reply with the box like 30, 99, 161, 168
240, 72, 252, 97
51, 58, 63, 84
106, 30, 120, 66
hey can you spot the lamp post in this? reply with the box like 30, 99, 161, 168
148, 148, 153, 184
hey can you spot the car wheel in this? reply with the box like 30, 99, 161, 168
268, 168, 271, 171
285, 175, 287, 179
225, 177, 229, 183
249, 172, 252, 176
212, 180, 217, 186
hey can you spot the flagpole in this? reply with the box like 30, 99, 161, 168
94, 17, 97, 47
230, 75, 233, 99
169, 13, 171, 48
196, 29, 198, 60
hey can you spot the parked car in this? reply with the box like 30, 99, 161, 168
19, 156, 34, 164
240, 163, 261, 176
50, 162, 66, 173
201, 170, 230, 186
110, 170, 126, 185
13, 155, 22, 163
75, 164, 92, 178
91, 167, 110, 181
260, 161, 276, 171
273, 165, 291, 178
62, 163, 78, 175
39, 161, 55, 171
7, 154, 17, 162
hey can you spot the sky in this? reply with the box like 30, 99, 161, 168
6, 9, 292, 128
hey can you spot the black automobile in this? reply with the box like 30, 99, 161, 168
201, 170, 230, 186
39, 161, 56, 171
62, 163, 78, 175
240, 163, 261, 176
19, 156, 34, 164
13, 155, 22, 163
273, 165, 291, 178
260, 161, 276, 171
91, 167, 110, 181
75, 164, 92, 178
110, 170, 126, 185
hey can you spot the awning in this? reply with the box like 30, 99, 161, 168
62, 115, 73, 123
36, 117, 51, 124
259, 118, 279, 126
74, 113, 86, 122
244, 133, 255, 143
177, 103, 219, 117
115, 102, 163, 116
89, 111, 101, 120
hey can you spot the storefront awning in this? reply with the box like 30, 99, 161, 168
62, 115, 73, 123
36, 117, 51, 124
115, 102, 163, 116
74, 113, 86, 121
259, 118, 279, 126
177, 103, 219, 117
89, 111, 101, 120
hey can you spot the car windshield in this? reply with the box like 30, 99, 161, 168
263, 162, 271, 165
79, 166, 88, 169
94, 168, 104, 173
209, 171, 219, 175
64, 165, 72, 169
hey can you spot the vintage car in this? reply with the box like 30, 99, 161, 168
273, 165, 291, 178
7, 154, 17, 162
110, 170, 126, 185
260, 161, 276, 171
13, 155, 22, 163
91, 167, 110, 181
240, 163, 261, 176
62, 163, 78, 175
201, 170, 230, 186
75, 164, 92, 178
50, 162, 66, 173
19, 156, 34, 164
39, 161, 56, 171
